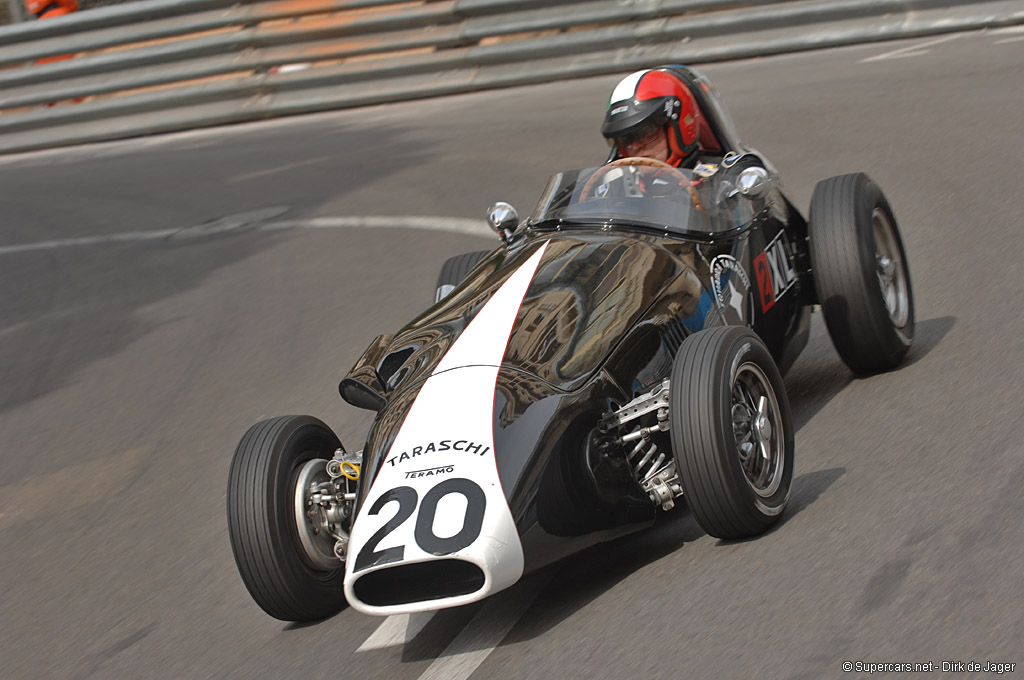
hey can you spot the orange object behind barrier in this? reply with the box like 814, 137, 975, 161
27, 0, 79, 64
26, 0, 81, 96
25, 0, 78, 18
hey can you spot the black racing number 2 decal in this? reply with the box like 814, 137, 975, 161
353, 478, 487, 572
353, 486, 417, 572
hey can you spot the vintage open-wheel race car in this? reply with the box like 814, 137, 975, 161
226, 66, 914, 622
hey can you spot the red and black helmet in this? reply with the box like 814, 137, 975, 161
601, 68, 702, 167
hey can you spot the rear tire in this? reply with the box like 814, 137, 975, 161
434, 250, 490, 302
808, 173, 914, 373
227, 415, 347, 622
670, 327, 793, 539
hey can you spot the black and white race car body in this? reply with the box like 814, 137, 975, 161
227, 66, 915, 622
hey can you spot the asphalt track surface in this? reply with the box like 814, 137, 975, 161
2, 29, 1023, 680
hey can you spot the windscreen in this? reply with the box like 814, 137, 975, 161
528, 164, 755, 235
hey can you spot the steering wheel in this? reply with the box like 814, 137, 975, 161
579, 157, 702, 210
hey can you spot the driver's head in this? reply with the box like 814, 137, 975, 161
602, 68, 701, 168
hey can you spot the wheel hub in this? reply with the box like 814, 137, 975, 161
293, 459, 344, 571
872, 208, 909, 328
753, 413, 772, 452
731, 363, 784, 497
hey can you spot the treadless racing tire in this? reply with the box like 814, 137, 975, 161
227, 415, 347, 622
434, 250, 490, 302
670, 327, 793, 539
808, 173, 914, 374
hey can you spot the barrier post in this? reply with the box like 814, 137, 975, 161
7, 0, 30, 22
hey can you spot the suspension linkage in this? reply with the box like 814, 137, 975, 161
601, 378, 670, 435
621, 422, 666, 443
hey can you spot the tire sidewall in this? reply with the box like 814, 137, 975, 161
266, 422, 343, 581
851, 179, 915, 350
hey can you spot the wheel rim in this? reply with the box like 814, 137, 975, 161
731, 362, 784, 497
293, 458, 343, 571
872, 207, 909, 329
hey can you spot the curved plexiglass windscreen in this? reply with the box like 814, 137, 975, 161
528, 164, 755, 235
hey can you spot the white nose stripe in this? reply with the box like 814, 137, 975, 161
345, 241, 550, 614
433, 242, 550, 373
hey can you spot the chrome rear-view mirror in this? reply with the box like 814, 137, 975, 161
734, 166, 770, 199
487, 201, 518, 244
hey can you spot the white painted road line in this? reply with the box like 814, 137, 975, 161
358, 612, 436, 652
416, 573, 551, 680
0, 229, 180, 255
229, 156, 334, 182
0, 216, 491, 256
860, 34, 963, 63
261, 216, 490, 238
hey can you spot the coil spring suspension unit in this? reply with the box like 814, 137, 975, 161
600, 380, 683, 510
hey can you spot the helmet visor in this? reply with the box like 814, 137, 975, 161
607, 120, 665, 156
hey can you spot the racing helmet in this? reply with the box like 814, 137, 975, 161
601, 68, 702, 168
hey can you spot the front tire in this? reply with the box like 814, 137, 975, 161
809, 173, 914, 373
227, 415, 347, 622
670, 327, 793, 539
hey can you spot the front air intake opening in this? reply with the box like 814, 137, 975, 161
353, 559, 485, 607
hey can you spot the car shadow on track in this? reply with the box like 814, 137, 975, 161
779, 467, 846, 520
782, 314, 955, 432
395, 465, 845, 660
714, 467, 847, 548
783, 316, 854, 431
503, 465, 844, 638
902, 315, 955, 369
396, 507, 705, 662
519, 508, 706, 631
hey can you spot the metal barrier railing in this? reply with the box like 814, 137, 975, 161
0, 0, 1021, 154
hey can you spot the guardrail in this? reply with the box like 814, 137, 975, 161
1, 0, 1021, 154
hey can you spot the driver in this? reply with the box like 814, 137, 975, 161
601, 67, 704, 169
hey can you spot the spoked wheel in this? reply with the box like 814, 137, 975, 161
809, 173, 914, 373
670, 327, 793, 539
731, 362, 786, 499
226, 415, 348, 621
872, 207, 911, 331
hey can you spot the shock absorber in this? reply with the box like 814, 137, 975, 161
627, 429, 664, 482
601, 382, 683, 510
